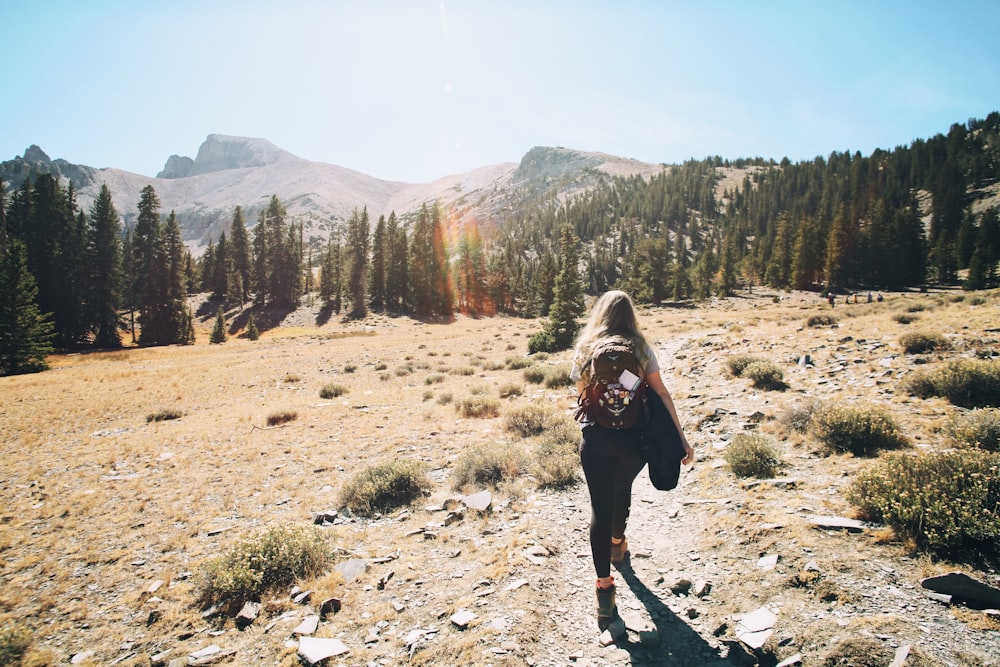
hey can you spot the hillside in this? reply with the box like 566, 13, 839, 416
0, 136, 665, 253
1, 289, 998, 665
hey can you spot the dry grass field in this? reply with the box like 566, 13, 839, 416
2, 289, 999, 666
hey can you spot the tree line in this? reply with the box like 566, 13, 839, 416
3, 112, 998, 374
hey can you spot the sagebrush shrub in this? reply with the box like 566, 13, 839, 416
0, 617, 32, 666
338, 459, 430, 516
543, 366, 574, 389
534, 419, 581, 488
267, 410, 298, 426
726, 354, 766, 377
780, 400, 819, 434
845, 450, 1000, 558
742, 360, 786, 390
893, 313, 918, 324
946, 408, 1000, 451
806, 314, 838, 327
505, 356, 533, 370
505, 403, 559, 437
451, 442, 528, 489
319, 383, 348, 399
901, 359, 1000, 408
498, 382, 523, 398
200, 524, 333, 610
724, 433, 782, 478
146, 408, 182, 423
899, 331, 951, 354
457, 396, 500, 418
809, 402, 910, 456
523, 366, 546, 384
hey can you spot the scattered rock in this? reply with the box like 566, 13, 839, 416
293, 614, 320, 636
235, 601, 260, 629
734, 606, 777, 650
921, 571, 1000, 609
450, 609, 477, 628
292, 589, 313, 605
889, 644, 911, 667
297, 636, 349, 664
312, 510, 338, 525
70, 651, 95, 664
693, 580, 712, 597
462, 490, 492, 512
804, 515, 867, 532
598, 617, 627, 646
335, 558, 369, 584
757, 554, 779, 570
776, 653, 803, 667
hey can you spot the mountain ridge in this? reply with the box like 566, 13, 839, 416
0, 135, 665, 254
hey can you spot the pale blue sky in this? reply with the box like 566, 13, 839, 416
2, 1, 998, 183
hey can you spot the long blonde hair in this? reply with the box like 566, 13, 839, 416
573, 290, 651, 379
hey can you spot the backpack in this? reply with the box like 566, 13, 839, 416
576, 336, 649, 429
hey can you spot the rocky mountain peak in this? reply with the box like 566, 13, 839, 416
23, 145, 52, 163
157, 134, 299, 179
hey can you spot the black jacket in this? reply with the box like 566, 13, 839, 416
641, 389, 685, 490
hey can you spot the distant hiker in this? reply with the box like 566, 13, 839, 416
877, 293, 884, 302
827, 293, 835, 307
571, 290, 694, 633
867, 291, 873, 303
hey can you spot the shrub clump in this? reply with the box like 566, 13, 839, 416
0, 617, 32, 666
200, 524, 333, 610
809, 402, 910, 456
899, 331, 951, 354
522, 366, 546, 384
901, 359, 1000, 408
266, 410, 298, 426
893, 313, 918, 324
498, 382, 523, 398
505, 403, 560, 437
456, 396, 500, 418
845, 450, 1000, 558
534, 419, 581, 488
741, 360, 787, 390
724, 433, 782, 478
452, 442, 528, 490
725, 354, 766, 378
543, 365, 574, 389
319, 383, 348, 399
806, 313, 838, 328
946, 408, 1000, 451
146, 408, 183, 423
338, 459, 431, 516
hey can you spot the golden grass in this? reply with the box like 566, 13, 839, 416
3, 289, 999, 662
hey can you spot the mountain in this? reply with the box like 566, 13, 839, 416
0, 135, 665, 253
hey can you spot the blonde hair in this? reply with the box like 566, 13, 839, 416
572, 290, 651, 379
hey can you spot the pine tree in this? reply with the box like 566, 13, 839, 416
369, 213, 386, 311
87, 184, 123, 348
0, 238, 54, 375
385, 212, 408, 312
229, 206, 252, 304
245, 313, 259, 340
346, 207, 370, 318
529, 226, 584, 353
210, 306, 227, 344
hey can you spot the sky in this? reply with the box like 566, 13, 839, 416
2, 1, 999, 184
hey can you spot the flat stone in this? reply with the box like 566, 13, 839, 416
71, 651, 95, 664
693, 580, 712, 597
335, 558, 369, 583
776, 653, 803, 667
319, 597, 341, 618
889, 644, 911, 667
805, 515, 867, 532
189, 645, 222, 660
598, 617, 627, 646
235, 601, 260, 629
735, 607, 777, 649
297, 636, 349, 664
757, 554, 779, 570
921, 571, 1000, 609
293, 614, 320, 636
450, 609, 477, 628
462, 490, 492, 512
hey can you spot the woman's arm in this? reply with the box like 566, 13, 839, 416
645, 370, 695, 465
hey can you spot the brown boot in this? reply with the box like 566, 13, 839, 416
610, 537, 628, 564
596, 584, 617, 630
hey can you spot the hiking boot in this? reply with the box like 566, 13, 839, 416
596, 584, 617, 630
610, 537, 628, 564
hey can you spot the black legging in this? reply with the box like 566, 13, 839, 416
579, 425, 646, 579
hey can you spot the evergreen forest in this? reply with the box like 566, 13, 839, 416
1, 113, 998, 375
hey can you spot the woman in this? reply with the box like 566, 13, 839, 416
570, 290, 695, 631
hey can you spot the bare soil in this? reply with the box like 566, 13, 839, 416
1, 289, 999, 666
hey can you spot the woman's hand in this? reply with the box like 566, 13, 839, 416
681, 439, 695, 465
